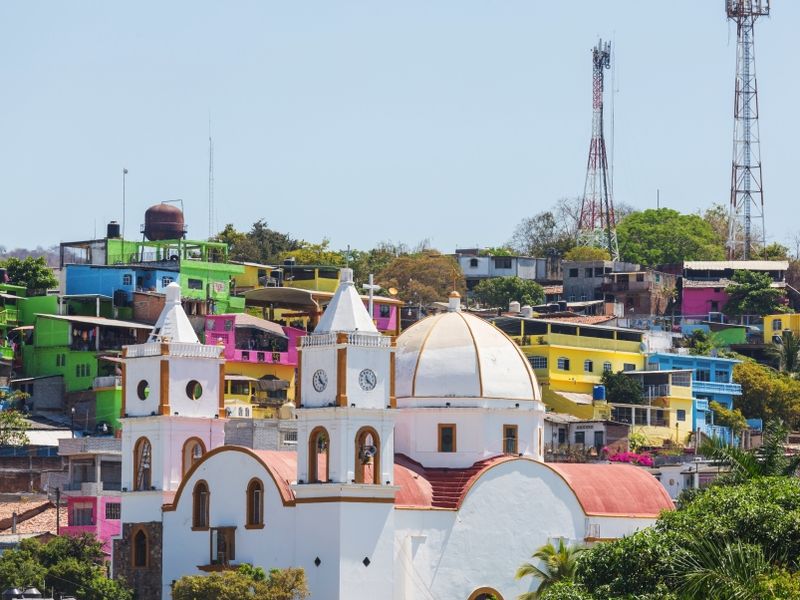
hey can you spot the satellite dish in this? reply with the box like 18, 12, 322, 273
388, 287, 398, 296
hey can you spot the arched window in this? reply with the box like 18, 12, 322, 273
133, 437, 152, 491
355, 426, 380, 485
132, 528, 148, 568
246, 479, 264, 528
192, 481, 210, 530
182, 438, 206, 476
468, 588, 504, 600
308, 427, 329, 483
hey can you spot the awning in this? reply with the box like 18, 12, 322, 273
233, 313, 287, 338
243, 287, 319, 309
36, 314, 152, 330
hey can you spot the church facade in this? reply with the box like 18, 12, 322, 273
113, 276, 673, 600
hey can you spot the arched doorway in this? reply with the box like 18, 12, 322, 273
308, 427, 329, 483
354, 426, 381, 484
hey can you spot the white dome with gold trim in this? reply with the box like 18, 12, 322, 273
395, 293, 540, 401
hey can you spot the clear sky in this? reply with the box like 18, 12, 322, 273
1, 1, 798, 254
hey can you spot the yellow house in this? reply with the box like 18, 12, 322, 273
492, 317, 646, 420
230, 261, 281, 293
283, 264, 341, 293
616, 370, 695, 447
763, 313, 800, 344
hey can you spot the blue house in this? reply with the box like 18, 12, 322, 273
65, 264, 178, 303
647, 352, 742, 444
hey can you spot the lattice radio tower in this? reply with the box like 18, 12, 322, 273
577, 39, 619, 261
726, 0, 769, 260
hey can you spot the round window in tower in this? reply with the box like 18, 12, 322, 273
137, 381, 150, 400
186, 380, 203, 400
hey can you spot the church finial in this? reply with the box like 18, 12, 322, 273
340, 268, 354, 285
448, 291, 461, 313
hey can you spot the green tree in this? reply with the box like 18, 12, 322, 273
563, 247, 611, 261
473, 277, 544, 309
709, 401, 748, 439
278, 239, 346, 267
348, 246, 397, 286
509, 211, 576, 258
515, 540, 585, 600
700, 420, 800, 483
0, 409, 29, 446
762, 242, 790, 260
377, 251, 464, 305
0, 535, 130, 600
724, 270, 786, 317
212, 221, 301, 265
600, 370, 644, 405
616, 208, 724, 266
172, 565, 308, 600
776, 330, 800, 374
1, 256, 58, 293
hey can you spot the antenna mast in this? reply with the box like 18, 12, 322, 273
726, 0, 769, 260
208, 134, 215, 239
577, 39, 619, 260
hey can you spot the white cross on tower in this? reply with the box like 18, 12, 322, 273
362, 274, 380, 322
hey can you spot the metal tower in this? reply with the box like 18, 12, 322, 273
726, 0, 769, 260
577, 39, 619, 261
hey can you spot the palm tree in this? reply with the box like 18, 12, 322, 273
700, 420, 800, 482
673, 537, 771, 600
779, 330, 800, 374
515, 539, 584, 599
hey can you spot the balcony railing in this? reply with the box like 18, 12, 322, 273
0, 307, 19, 325
692, 381, 742, 396
233, 348, 292, 366
642, 384, 672, 399
93, 376, 121, 389
300, 333, 337, 348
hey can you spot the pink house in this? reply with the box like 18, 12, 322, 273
680, 260, 788, 317
58, 437, 121, 556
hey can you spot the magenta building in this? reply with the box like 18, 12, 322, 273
58, 437, 121, 556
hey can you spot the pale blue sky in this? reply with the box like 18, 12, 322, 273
1, 1, 798, 253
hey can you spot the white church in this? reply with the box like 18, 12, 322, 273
112, 273, 673, 600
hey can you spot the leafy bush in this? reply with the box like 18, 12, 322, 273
607, 452, 654, 467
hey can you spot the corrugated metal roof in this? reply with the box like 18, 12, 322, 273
684, 260, 788, 271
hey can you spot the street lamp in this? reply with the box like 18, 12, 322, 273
70, 407, 75, 439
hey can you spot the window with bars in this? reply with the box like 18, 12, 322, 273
105, 502, 121, 520
557, 357, 570, 371
529, 356, 547, 369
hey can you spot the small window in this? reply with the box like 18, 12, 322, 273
772, 319, 783, 331
133, 437, 152, 491
161, 277, 174, 287
715, 370, 729, 383
584, 360, 594, 373
379, 304, 391, 318
71, 502, 93, 526
494, 257, 512, 269
557, 357, 570, 371
193, 481, 210, 529
636, 273, 645, 282
695, 370, 711, 382
122, 274, 133, 285
585, 268, 593, 278
210, 527, 236, 565
603, 361, 612, 372
438, 424, 456, 453
677, 409, 686, 422
469, 258, 479, 268
529, 356, 547, 370
182, 438, 205, 476
503, 425, 518, 454
568, 268, 579, 278
105, 502, 121, 520
594, 267, 604, 277
623, 363, 636, 372
133, 529, 148, 568
710, 301, 719, 311
186, 380, 203, 400
137, 380, 150, 400
246, 479, 264, 528
187, 278, 203, 290
575, 431, 586, 446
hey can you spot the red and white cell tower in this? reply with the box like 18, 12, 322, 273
577, 39, 619, 261
726, 0, 769, 260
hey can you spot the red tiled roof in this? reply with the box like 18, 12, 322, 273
543, 285, 563, 295
251, 450, 298, 504
548, 463, 674, 517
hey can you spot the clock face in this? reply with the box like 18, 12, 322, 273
312, 369, 328, 393
358, 368, 377, 391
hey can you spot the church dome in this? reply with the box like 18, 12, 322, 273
395, 295, 540, 402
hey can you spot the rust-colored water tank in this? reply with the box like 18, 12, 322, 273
143, 203, 187, 241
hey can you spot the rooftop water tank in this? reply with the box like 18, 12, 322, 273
509, 301, 521, 313
593, 385, 606, 402
143, 203, 187, 241
106, 220, 121, 239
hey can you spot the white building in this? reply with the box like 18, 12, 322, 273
113, 276, 672, 600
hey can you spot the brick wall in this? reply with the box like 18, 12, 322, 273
113, 521, 163, 600
0, 456, 67, 493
